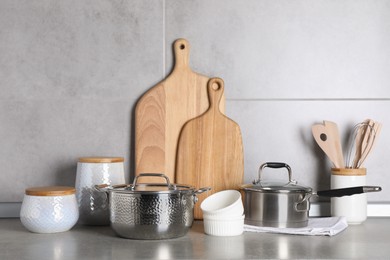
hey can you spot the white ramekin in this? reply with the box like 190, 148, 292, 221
203, 214, 245, 236
201, 190, 243, 218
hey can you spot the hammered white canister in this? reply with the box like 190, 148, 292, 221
75, 157, 125, 225
20, 186, 79, 233
331, 168, 367, 225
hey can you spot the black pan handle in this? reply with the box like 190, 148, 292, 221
316, 186, 382, 197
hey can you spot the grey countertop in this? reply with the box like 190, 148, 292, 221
1, 218, 389, 259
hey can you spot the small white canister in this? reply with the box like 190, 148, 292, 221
20, 186, 79, 233
331, 168, 367, 224
75, 157, 125, 225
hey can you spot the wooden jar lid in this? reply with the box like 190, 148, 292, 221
331, 168, 366, 176
25, 186, 76, 196
78, 157, 124, 163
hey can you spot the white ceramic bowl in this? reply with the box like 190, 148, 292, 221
203, 215, 245, 236
201, 190, 243, 217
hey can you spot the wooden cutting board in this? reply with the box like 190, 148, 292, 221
176, 78, 244, 219
135, 39, 225, 183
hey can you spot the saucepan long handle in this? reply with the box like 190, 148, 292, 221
315, 186, 382, 197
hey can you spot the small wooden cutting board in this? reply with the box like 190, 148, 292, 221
135, 39, 225, 183
176, 78, 244, 219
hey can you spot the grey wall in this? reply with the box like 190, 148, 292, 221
1, 0, 389, 204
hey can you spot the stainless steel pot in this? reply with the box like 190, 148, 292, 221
96, 173, 210, 239
241, 162, 381, 228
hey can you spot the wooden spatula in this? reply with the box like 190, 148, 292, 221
135, 39, 225, 183
312, 121, 345, 168
176, 78, 244, 219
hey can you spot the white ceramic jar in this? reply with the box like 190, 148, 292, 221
331, 168, 367, 224
20, 186, 79, 233
75, 157, 125, 225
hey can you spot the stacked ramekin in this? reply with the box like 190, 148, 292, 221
201, 190, 244, 236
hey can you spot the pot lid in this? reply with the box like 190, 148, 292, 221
241, 162, 312, 193
242, 180, 312, 193
103, 173, 196, 194
115, 183, 195, 194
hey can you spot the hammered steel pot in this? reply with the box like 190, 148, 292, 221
97, 173, 210, 239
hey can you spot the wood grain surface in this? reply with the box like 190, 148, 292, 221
312, 121, 344, 168
176, 78, 244, 219
135, 39, 225, 183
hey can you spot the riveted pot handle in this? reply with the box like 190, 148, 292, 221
195, 187, 211, 194
131, 173, 176, 190
94, 184, 109, 191
193, 187, 211, 204
255, 162, 294, 185
93, 184, 112, 202
294, 193, 311, 212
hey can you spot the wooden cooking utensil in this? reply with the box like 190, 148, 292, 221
176, 78, 244, 219
135, 39, 225, 183
312, 121, 345, 168
357, 120, 382, 168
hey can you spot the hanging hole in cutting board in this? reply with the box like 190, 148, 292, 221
180, 44, 186, 50
320, 133, 327, 141
211, 82, 222, 91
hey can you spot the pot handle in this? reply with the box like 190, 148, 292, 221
294, 193, 311, 212
195, 187, 211, 195
193, 187, 211, 203
255, 162, 295, 185
315, 186, 382, 197
131, 173, 176, 190
95, 184, 129, 191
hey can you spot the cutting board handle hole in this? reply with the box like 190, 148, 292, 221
211, 82, 221, 91
180, 44, 186, 50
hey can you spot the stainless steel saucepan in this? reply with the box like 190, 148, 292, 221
241, 162, 381, 228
